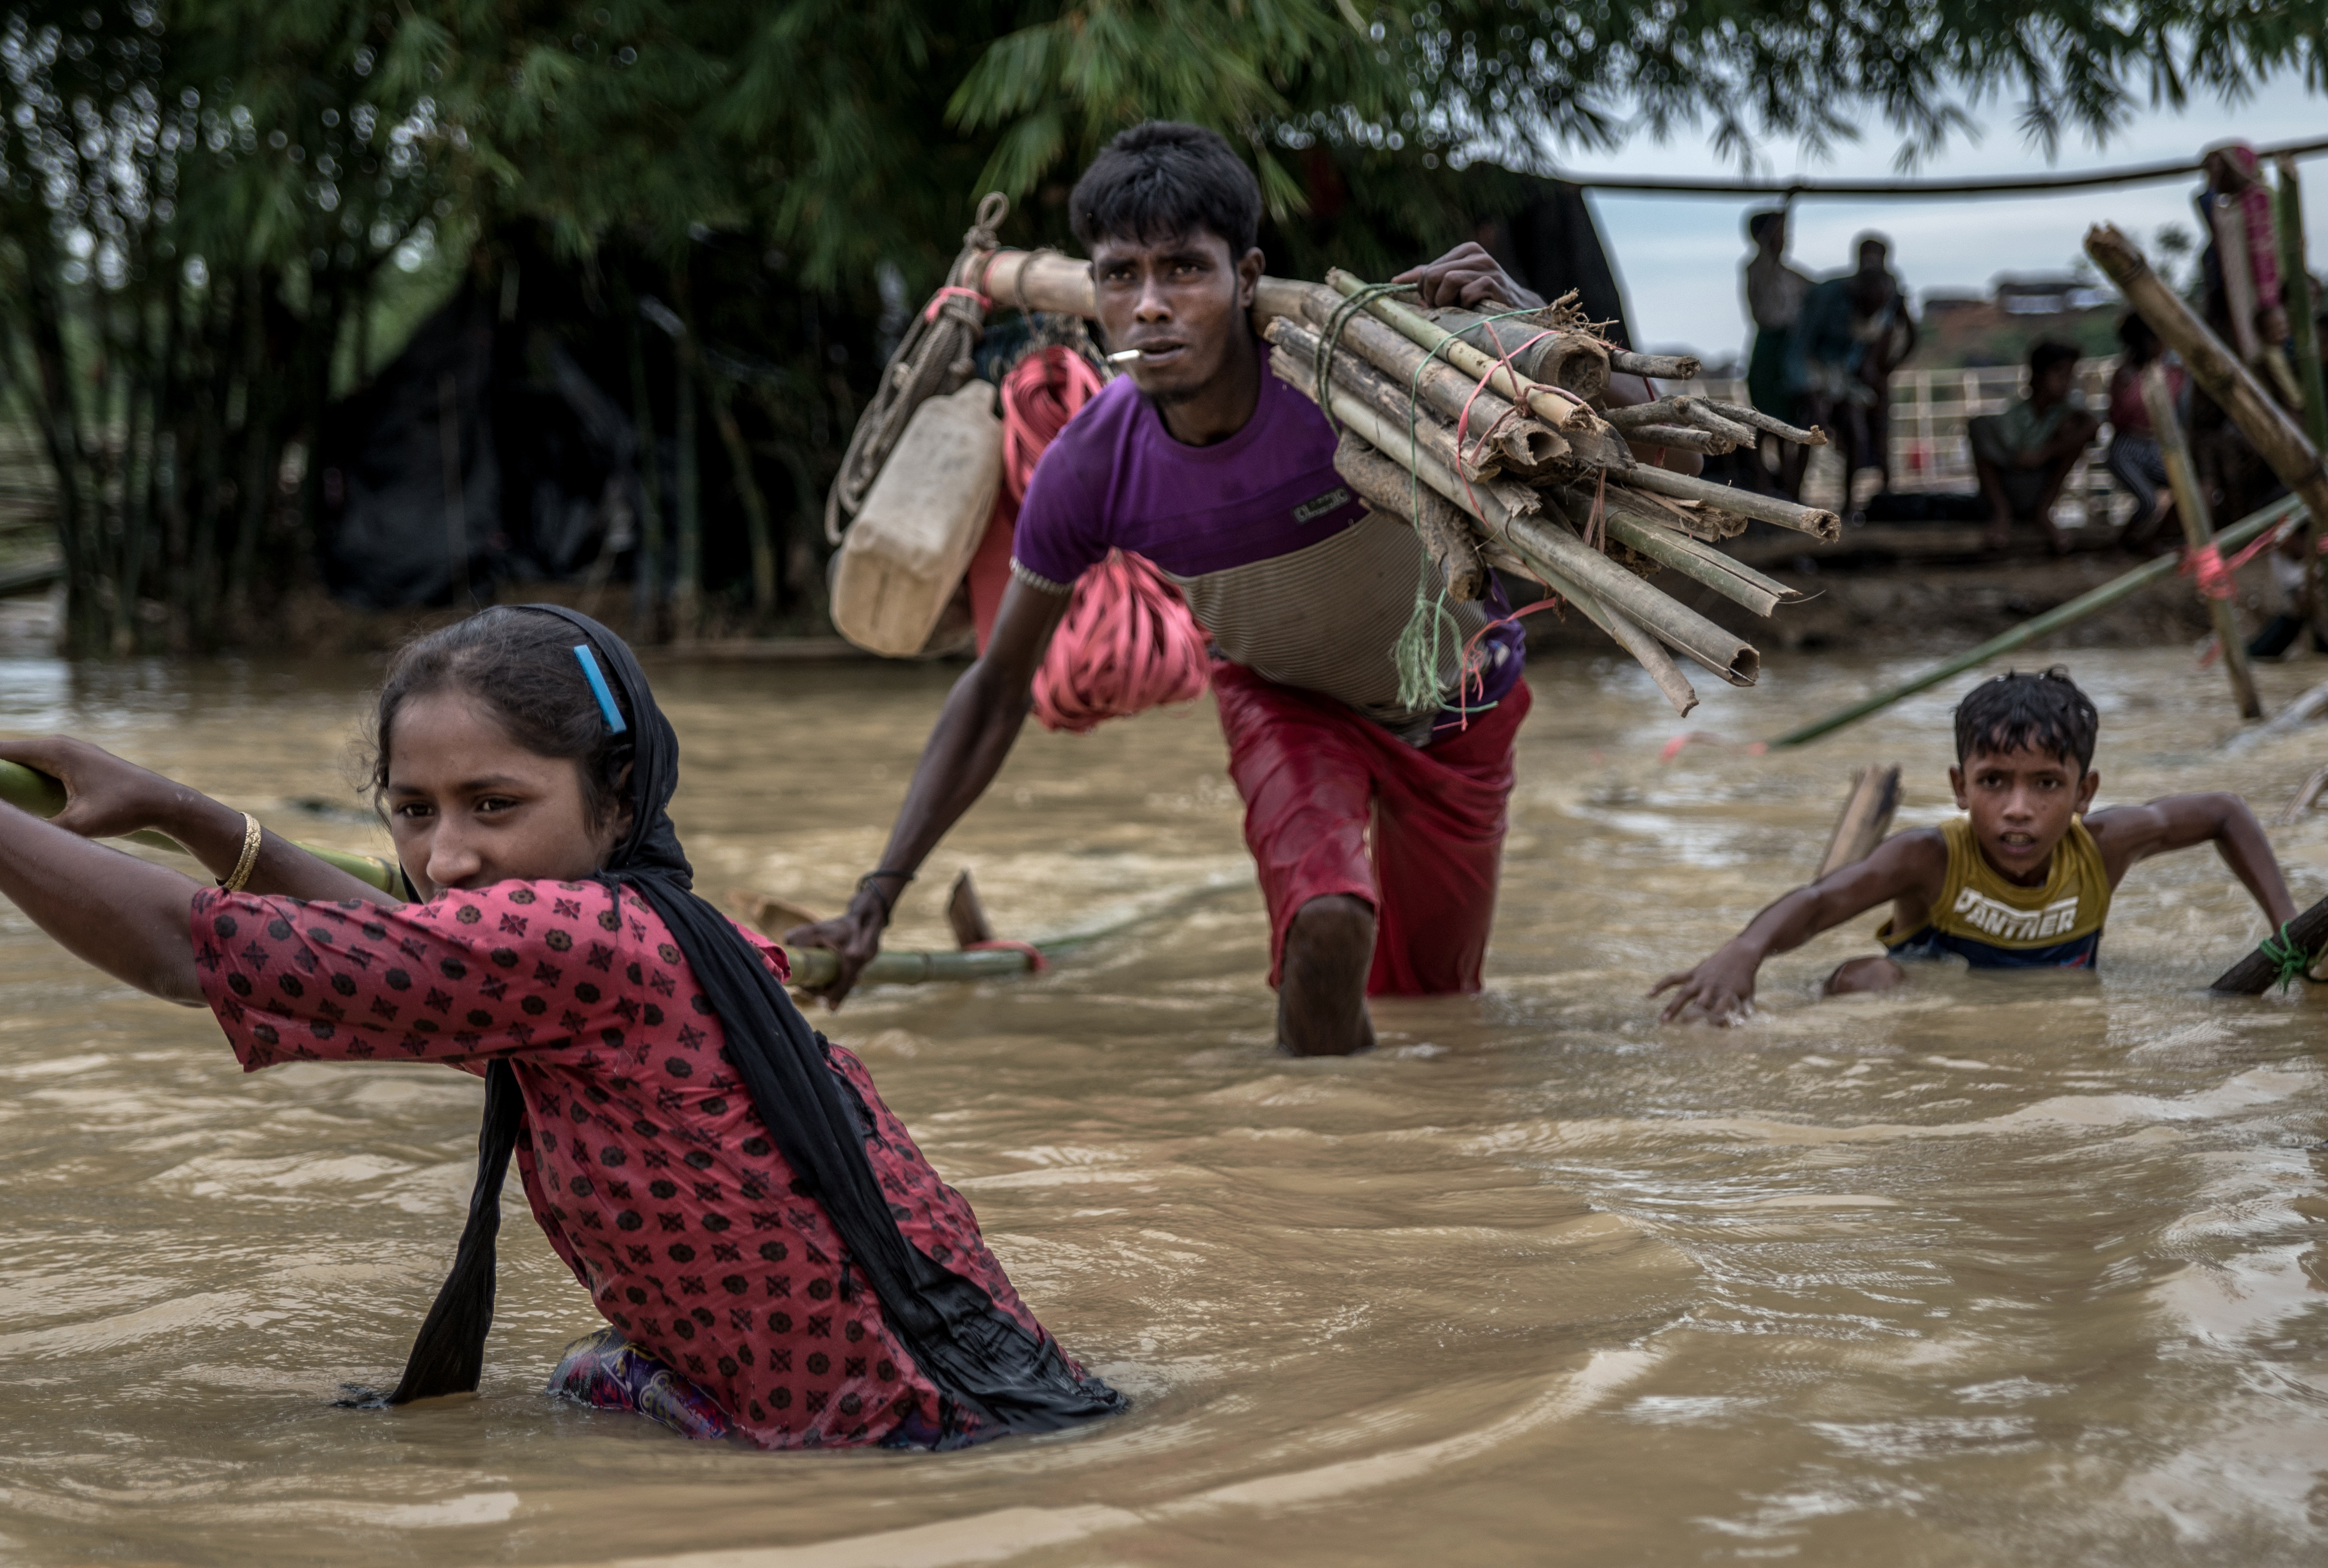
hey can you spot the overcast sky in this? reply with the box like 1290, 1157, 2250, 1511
1549, 71, 2327, 363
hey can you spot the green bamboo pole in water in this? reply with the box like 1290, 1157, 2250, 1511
781, 945, 1037, 988
0, 757, 1209, 984
0, 761, 403, 893
1769, 494, 2308, 748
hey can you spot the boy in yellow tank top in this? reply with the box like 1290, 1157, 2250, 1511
1652, 668, 2298, 1023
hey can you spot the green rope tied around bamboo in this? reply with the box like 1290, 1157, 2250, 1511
1379, 298, 1561, 718
1312, 282, 1414, 436
2258, 921, 2320, 992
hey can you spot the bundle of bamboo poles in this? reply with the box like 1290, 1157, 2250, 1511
974, 250, 1835, 718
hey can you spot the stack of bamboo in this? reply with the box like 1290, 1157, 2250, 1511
977, 251, 1836, 718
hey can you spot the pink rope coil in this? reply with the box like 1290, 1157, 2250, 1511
1031, 551, 1212, 734
990, 348, 1210, 734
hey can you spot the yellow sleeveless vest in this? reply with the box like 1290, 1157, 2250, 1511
1877, 816, 2111, 968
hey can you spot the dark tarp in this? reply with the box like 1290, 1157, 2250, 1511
317, 288, 638, 610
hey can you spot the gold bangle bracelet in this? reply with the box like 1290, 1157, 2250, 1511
221, 812, 263, 894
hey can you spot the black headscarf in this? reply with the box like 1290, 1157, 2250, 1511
370, 605, 1122, 1439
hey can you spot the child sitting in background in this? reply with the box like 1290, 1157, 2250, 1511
1969, 341, 2101, 556
1652, 668, 2298, 1023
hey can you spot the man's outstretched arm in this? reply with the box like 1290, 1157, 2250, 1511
787, 576, 1070, 1004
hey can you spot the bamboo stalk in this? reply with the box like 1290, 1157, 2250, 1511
1504, 510, 1760, 685
2274, 764, 2328, 825
1473, 537, 1699, 716
1418, 306, 1612, 402
1621, 423, 1734, 455
1678, 401, 1761, 446
1617, 485, 1750, 541
2275, 158, 2328, 454
2232, 676, 2328, 754
1270, 341, 1541, 514
2273, 158, 2328, 646
1326, 269, 1600, 433
2083, 223, 2328, 543
785, 944, 1036, 988
1703, 399, 1829, 446
1333, 432, 1487, 600
1558, 491, 1788, 616
1816, 765, 1902, 879
1289, 292, 1569, 470
1609, 349, 1702, 380
1602, 506, 1800, 601
1269, 318, 1497, 481
2142, 362, 2262, 720
1572, 587, 1700, 717
1600, 397, 1696, 429
2210, 890, 2328, 994
1619, 465, 1843, 541
1311, 377, 1755, 685
1768, 493, 2308, 746
976, 248, 1098, 317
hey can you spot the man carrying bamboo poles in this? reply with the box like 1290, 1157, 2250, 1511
792, 122, 1674, 1054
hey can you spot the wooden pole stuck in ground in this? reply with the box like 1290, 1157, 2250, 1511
2084, 223, 2328, 546
2274, 764, 2328, 824
2141, 362, 2262, 720
2273, 157, 2328, 646
1816, 765, 1903, 879
2211, 890, 2328, 994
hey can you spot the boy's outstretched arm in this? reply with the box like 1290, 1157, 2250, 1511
2087, 792, 2298, 929
1650, 830, 1948, 1024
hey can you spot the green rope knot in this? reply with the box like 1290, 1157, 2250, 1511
1313, 282, 1416, 435
2258, 921, 2317, 993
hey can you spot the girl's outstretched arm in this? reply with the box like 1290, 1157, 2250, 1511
0, 737, 398, 906
0, 801, 205, 1003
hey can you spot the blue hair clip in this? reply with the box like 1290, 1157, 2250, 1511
573, 644, 628, 734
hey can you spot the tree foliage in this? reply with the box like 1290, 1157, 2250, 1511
0, 0, 2316, 650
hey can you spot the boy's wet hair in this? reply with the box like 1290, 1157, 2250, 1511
1954, 667, 2098, 773
368, 608, 637, 823
2029, 339, 2080, 378
1070, 121, 1261, 258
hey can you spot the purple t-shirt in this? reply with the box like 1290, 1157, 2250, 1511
1009, 358, 1524, 739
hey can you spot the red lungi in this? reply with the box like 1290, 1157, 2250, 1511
1213, 658, 1529, 996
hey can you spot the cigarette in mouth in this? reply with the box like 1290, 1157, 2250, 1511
1106, 348, 1144, 364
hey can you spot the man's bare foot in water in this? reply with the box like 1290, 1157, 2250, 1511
1825, 955, 1907, 995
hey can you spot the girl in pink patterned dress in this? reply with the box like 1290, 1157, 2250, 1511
0, 607, 1119, 1450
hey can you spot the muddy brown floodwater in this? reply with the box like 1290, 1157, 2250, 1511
0, 646, 2325, 1565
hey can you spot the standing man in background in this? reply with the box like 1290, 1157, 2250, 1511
1790, 234, 1917, 517
1741, 208, 1813, 498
